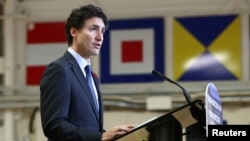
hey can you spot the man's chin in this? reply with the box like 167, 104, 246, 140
92, 52, 99, 56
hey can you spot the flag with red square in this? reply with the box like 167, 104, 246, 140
101, 18, 165, 83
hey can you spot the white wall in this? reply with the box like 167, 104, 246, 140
11, 107, 250, 141
18, 0, 250, 22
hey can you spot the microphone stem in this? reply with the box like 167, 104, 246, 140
169, 80, 192, 104
152, 70, 193, 104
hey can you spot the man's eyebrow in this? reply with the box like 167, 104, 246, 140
91, 24, 105, 28
91, 24, 106, 30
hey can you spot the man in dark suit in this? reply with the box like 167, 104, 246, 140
40, 4, 135, 141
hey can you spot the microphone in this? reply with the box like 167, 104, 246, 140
152, 70, 193, 104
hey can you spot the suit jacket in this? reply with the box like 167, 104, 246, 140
40, 51, 104, 141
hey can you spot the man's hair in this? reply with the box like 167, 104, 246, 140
65, 4, 108, 46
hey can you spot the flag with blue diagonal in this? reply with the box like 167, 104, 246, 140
173, 15, 241, 81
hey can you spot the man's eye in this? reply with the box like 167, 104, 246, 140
90, 28, 96, 31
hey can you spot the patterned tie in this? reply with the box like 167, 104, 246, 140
85, 65, 99, 111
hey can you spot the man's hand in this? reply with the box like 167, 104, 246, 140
101, 125, 135, 141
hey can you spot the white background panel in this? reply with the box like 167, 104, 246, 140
27, 43, 67, 65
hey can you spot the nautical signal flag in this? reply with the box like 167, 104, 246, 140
101, 18, 165, 83
26, 22, 67, 85
173, 14, 241, 81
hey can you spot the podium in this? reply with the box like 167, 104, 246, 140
113, 99, 206, 141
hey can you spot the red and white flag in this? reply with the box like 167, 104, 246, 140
26, 22, 67, 85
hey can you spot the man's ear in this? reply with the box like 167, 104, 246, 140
70, 27, 77, 38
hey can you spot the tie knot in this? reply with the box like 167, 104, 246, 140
85, 65, 92, 75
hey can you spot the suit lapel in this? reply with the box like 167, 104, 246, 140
64, 52, 101, 122
92, 73, 104, 127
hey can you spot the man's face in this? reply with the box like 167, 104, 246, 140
71, 17, 106, 59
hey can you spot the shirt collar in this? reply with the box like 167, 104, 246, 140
67, 47, 90, 69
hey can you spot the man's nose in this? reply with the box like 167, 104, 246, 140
96, 32, 103, 41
